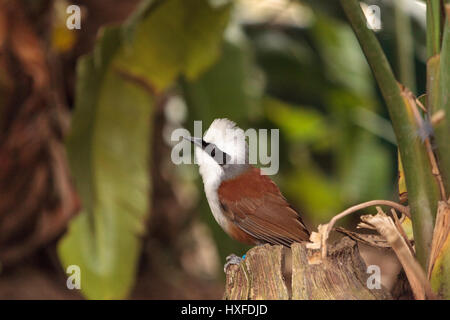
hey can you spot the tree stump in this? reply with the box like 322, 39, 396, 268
224, 237, 392, 300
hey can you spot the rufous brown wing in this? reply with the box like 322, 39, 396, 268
218, 167, 310, 246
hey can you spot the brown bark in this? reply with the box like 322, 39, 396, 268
224, 237, 392, 300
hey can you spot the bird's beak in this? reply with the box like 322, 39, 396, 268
183, 136, 203, 149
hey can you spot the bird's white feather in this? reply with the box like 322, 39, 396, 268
194, 119, 250, 230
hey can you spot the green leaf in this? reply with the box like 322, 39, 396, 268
116, 0, 231, 91
263, 97, 327, 143
340, 134, 392, 203
431, 233, 450, 298
58, 27, 154, 299
183, 38, 261, 126
252, 30, 326, 106
59, 0, 233, 299
312, 15, 374, 96
284, 166, 341, 224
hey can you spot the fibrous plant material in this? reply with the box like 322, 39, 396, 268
224, 239, 392, 300
358, 207, 435, 300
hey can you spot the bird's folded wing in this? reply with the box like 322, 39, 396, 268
218, 168, 309, 246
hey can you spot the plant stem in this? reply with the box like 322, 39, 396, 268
339, 0, 441, 267
395, 0, 416, 93
434, 5, 450, 192
426, 0, 442, 57
426, 0, 443, 115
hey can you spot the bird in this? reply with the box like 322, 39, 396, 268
185, 119, 310, 271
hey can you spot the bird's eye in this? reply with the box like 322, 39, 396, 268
211, 148, 216, 158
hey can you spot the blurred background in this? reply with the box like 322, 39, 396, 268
0, 0, 426, 299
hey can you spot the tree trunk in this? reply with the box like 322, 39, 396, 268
224, 237, 392, 300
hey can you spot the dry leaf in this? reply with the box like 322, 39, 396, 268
335, 227, 390, 248
359, 207, 434, 300
428, 201, 450, 278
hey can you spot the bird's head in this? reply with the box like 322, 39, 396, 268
186, 118, 250, 186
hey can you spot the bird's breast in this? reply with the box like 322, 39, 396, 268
203, 181, 230, 231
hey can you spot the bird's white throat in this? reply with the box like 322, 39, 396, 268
194, 119, 251, 229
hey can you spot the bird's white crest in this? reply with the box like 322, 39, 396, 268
194, 119, 251, 230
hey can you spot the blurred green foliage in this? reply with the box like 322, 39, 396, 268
118, 0, 231, 91
59, 26, 154, 299
61, 0, 432, 298
60, 0, 231, 299
178, 1, 403, 267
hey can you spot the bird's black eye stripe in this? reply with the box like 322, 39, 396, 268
201, 140, 230, 166
202, 140, 217, 159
